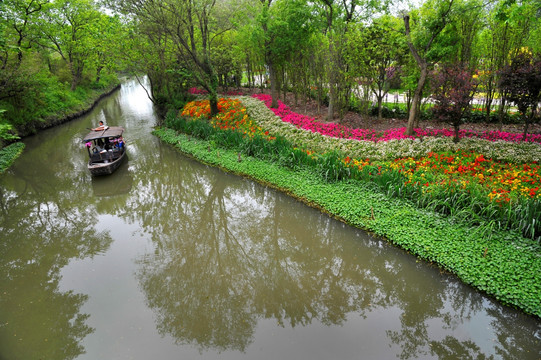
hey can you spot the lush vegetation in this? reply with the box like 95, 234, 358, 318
3, 0, 541, 140
154, 94, 541, 316
2, 0, 540, 317
1, 0, 124, 138
0, 142, 25, 173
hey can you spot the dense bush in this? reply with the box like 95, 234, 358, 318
0, 70, 120, 136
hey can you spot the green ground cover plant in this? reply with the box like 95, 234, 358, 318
1, 72, 119, 136
0, 142, 25, 173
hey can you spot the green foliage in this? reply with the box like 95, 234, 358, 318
0, 110, 19, 143
1, 0, 127, 134
0, 60, 120, 135
0, 142, 25, 173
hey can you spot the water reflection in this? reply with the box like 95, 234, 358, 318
0, 178, 113, 359
0, 94, 116, 359
91, 161, 133, 198
1, 78, 539, 360
130, 147, 540, 358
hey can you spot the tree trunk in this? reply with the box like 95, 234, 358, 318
523, 107, 535, 140
498, 97, 507, 130
484, 75, 495, 122
269, 59, 278, 108
454, 124, 460, 143
205, 60, 220, 116
406, 63, 428, 136
96, 65, 103, 83
377, 96, 383, 122
327, 86, 335, 120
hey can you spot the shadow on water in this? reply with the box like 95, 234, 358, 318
0, 78, 539, 360
0, 139, 113, 359
91, 159, 133, 198
130, 153, 541, 359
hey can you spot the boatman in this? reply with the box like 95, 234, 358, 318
93, 120, 106, 131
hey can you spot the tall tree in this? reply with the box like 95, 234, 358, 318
318, 0, 384, 120
251, 0, 316, 108
114, 0, 239, 116
2, 0, 48, 68
499, 51, 541, 138
401, 0, 459, 136
0, 0, 47, 102
89, 13, 125, 83
346, 17, 405, 121
478, 0, 539, 124
36, 0, 101, 90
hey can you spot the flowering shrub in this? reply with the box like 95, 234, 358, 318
252, 93, 541, 144
181, 98, 273, 139
188, 87, 244, 96
188, 87, 208, 95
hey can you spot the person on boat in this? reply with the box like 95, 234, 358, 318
93, 121, 106, 131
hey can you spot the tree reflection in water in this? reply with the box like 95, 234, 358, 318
131, 153, 540, 357
0, 137, 113, 360
2, 78, 538, 359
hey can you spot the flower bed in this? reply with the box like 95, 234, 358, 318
252, 93, 541, 144
180, 96, 541, 239
181, 98, 273, 140
162, 94, 541, 316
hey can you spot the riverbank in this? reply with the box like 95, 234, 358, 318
0, 80, 121, 173
154, 93, 541, 318
0, 143, 25, 174
154, 127, 540, 317
16, 82, 121, 137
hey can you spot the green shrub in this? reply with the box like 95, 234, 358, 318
0, 142, 25, 173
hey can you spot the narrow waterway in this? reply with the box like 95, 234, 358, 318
0, 78, 539, 360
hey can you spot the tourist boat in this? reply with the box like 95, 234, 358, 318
82, 126, 126, 176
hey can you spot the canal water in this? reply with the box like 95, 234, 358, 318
0, 78, 539, 360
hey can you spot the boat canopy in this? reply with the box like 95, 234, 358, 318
82, 126, 124, 142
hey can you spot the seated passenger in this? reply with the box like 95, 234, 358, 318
93, 120, 106, 131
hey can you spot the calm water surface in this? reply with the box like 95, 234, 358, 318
0, 79, 540, 360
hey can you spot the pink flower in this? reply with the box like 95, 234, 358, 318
252, 94, 541, 144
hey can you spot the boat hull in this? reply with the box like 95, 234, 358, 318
88, 150, 126, 176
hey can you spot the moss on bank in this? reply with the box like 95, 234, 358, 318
154, 127, 541, 318
0, 142, 25, 174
